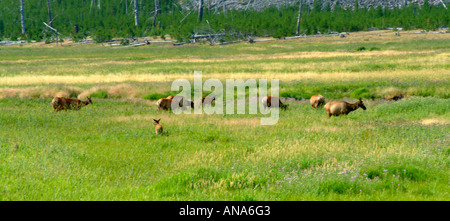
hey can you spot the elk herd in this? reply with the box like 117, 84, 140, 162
51, 94, 367, 135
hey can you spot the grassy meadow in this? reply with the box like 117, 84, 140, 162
0, 30, 449, 200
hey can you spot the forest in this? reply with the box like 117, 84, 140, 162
0, 0, 449, 43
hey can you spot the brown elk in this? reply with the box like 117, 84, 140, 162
156, 98, 175, 111
153, 119, 163, 135
167, 95, 194, 109
51, 97, 92, 111
324, 98, 366, 117
261, 96, 288, 111
310, 94, 325, 108
199, 96, 215, 108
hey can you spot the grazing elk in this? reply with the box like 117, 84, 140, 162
51, 97, 92, 111
261, 96, 288, 111
167, 95, 194, 109
199, 96, 215, 108
156, 98, 175, 111
153, 119, 163, 135
324, 98, 366, 117
310, 94, 325, 108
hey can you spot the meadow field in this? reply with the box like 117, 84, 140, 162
0, 30, 449, 200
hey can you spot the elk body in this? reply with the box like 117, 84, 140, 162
156, 98, 176, 111
51, 97, 92, 111
310, 94, 325, 108
167, 95, 194, 109
324, 98, 366, 117
153, 119, 163, 135
201, 96, 215, 105
261, 96, 288, 110
197, 96, 215, 108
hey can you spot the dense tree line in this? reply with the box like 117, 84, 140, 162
0, 0, 448, 42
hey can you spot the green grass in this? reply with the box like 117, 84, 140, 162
0, 32, 449, 200
0, 97, 448, 200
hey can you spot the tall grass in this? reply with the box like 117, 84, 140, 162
0, 97, 448, 200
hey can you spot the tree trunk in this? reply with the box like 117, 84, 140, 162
134, 0, 139, 26
47, 0, 52, 27
20, 0, 26, 35
296, 0, 303, 36
198, 0, 203, 22
152, 0, 159, 27
439, 0, 447, 9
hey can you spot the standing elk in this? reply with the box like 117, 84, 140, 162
261, 96, 288, 111
324, 98, 366, 117
51, 97, 92, 111
310, 94, 325, 108
153, 119, 163, 135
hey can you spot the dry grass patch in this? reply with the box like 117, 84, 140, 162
221, 118, 260, 127
0, 74, 192, 86
420, 118, 449, 126
0, 86, 82, 99
306, 126, 342, 133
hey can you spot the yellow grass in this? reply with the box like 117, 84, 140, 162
420, 118, 449, 125
1, 68, 447, 87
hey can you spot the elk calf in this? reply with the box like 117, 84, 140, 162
310, 94, 325, 108
324, 98, 366, 117
261, 96, 288, 111
51, 97, 92, 111
153, 119, 163, 135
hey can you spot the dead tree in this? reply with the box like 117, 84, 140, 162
439, 0, 447, 9
198, 0, 204, 22
296, 0, 303, 36
44, 22, 59, 46
90, 0, 96, 13
20, 0, 26, 35
153, 0, 159, 27
47, 0, 52, 27
134, 0, 139, 26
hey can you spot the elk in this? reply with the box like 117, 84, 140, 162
324, 98, 366, 117
153, 119, 163, 135
261, 96, 288, 111
198, 95, 215, 108
156, 98, 175, 111
51, 96, 92, 111
310, 94, 325, 108
201, 96, 215, 104
167, 95, 194, 109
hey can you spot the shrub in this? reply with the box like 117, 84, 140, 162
350, 88, 374, 99
280, 90, 309, 100
89, 90, 108, 99
120, 39, 130, 45
356, 46, 366, 51
142, 92, 171, 100
94, 28, 113, 43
